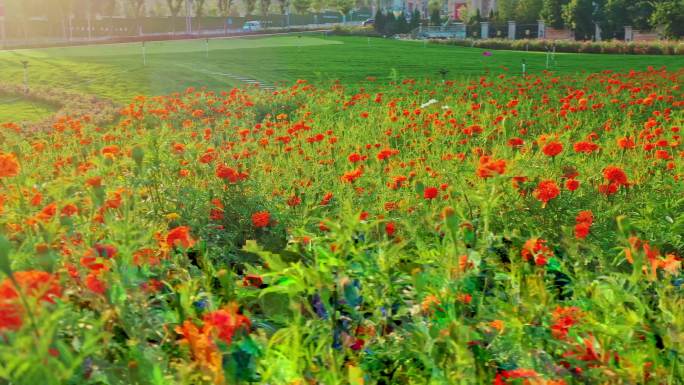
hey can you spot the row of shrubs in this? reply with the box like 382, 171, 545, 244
433, 38, 684, 55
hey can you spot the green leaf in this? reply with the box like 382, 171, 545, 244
0, 235, 12, 276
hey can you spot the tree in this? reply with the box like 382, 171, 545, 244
562, 0, 593, 39
293, 0, 312, 13
166, 0, 184, 16
396, 11, 409, 33
276, 0, 288, 13
540, 0, 565, 27
259, 0, 271, 15
245, 0, 258, 14
126, 0, 146, 17
430, 8, 441, 25
194, 0, 207, 17
515, 0, 543, 23
335, 0, 354, 21
374, 9, 386, 32
385, 11, 396, 33
650, 0, 684, 37
409, 8, 421, 29
495, 0, 517, 22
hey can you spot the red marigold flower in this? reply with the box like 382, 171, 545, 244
573, 141, 599, 154
575, 223, 590, 239
521, 238, 553, 266
542, 141, 563, 157
203, 303, 251, 345
243, 274, 263, 288
85, 271, 107, 295
476, 156, 507, 178
359, 211, 369, 221
320, 192, 334, 206
385, 221, 396, 237
215, 164, 248, 183
617, 136, 635, 150
551, 306, 582, 340
341, 168, 363, 183
565, 179, 580, 191
423, 187, 438, 200
166, 226, 196, 249
287, 195, 301, 207
603, 166, 628, 186
533, 180, 560, 205
598, 183, 619, 196
507, 137, 524, 148
251, 211, 270, 228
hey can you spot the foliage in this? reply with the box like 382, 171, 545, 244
650, 0, 684, 39
540, 0, 566, 28
0, 60, 683, 384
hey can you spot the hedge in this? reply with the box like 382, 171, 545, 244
432, 38, 684, 55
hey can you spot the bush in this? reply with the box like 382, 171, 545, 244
434, 38, 684, 55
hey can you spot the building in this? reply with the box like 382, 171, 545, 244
388, 0, 495, 21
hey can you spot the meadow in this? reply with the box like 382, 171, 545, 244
0, 35, 683, 101
0, 35, 683, 385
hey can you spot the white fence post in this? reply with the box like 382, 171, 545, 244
508, 20, 516, 40
481, 21, 489, 39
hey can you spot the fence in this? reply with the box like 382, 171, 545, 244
1, 10, 373, 42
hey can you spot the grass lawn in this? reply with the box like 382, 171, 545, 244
0, 94, 57, 122
0, 34, 682, 103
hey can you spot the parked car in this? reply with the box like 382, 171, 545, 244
362, 19, 374, 26
242, 21, 262, 31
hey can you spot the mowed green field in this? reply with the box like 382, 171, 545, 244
0, 34, 682, 103
0, 94, 57, 122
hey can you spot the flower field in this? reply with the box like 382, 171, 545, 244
0, 66, 683, 384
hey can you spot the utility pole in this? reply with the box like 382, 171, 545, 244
185, 0, 193, 35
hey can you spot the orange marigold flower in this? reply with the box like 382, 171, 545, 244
0, 270, 62, 331
166, 226, 196, 249
0, 152, 20, 178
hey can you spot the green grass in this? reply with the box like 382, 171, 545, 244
0, 94, 57, 122
0, 35, 681, 103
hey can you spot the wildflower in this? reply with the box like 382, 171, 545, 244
166, 226, 196, 249
542, 141, 563, 157
423, 187, 438, 200
574, 210, 593, 240
476, 156, 507, 178
533, 180, 560, 205
521, 238, 553, 266
0, 152, 20, 178
175, 320, 224, 384
203, 303, 251, 345
603, 166, 628, 186
215, 164, 248, 183
0, 271, 62, 331
251, 211, 270, 228
385, 222, 396, 237
551, 306, 582, 340
565, 179, 580, 191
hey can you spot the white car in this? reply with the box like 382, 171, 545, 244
242, 21, 262, 31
